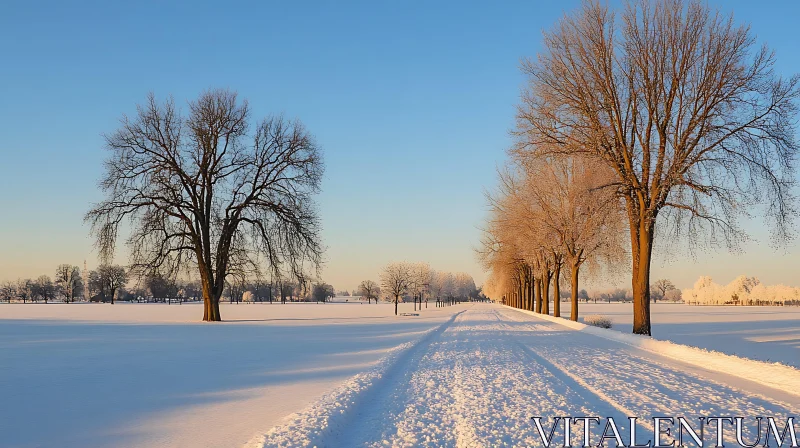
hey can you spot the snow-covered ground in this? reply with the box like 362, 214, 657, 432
0, 302, 459, 448
248, 304, 799, 447
576, 302, 800, 367
2, 302, 799, 447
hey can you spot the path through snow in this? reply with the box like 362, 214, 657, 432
251, 304, 800, 447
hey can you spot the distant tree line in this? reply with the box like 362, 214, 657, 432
684, 276, 800, 306
373, 262, 483, 315
0, 263, 341, 305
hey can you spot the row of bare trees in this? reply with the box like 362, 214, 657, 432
481, 0, 799, 335
377, 262, 479, 315
479, 156, 625, 321
0, 264, 126, 304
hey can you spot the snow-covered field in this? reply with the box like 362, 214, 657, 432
2, 302, 799, 447
0, 302, 459, 448
247, 304, 799, 447
577, 302, 800, 367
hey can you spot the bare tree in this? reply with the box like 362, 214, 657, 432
515, 0, 800, 334
15, 279, 31, 304
358, 280, 381, 304
146, 271, 178, 303
408, 262, 432, 311
0, 281, 14, 303
652, 279, 676, 302
97, 265, 128, 304
380, 262, 411, 315
55, 264, 82, 303
31, 275, 55, 303
86, 89, 325, 321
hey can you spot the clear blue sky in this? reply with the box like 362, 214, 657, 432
1, 1, 799, 291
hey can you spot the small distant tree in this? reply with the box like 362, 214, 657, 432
87, 271, 104, 301
55, 264, 83, 303
225, 276, 248, 304
664, 288, 683, 302
31, 276, 55, 303
242, 291, 255, 302
312, 283, 335, 303
146, 272, 178, 303
16, 279, 32, 303
93, 265, 128, 304
380, 262, 411, 315
0, 281, 14, 303
358, 280, 381, 304
652, 279, 677, 303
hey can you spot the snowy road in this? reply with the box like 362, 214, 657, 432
256, 304, 799, 447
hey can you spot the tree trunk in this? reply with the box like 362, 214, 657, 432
570, 262, 580, 321
394, 295, 399, 315
631, 220, 655, 335
527, 276, 533, 311
535, 278, 542, 313
542, 270, 550, 315
201, 282, 222, 322
529, 274, 534, 311
203, 296, 221, 321
553, 264, 561, 318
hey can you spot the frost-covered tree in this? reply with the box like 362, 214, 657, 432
408, 263, 432, 310
683, 275, 798, 305
380, 262, 412, 315
480, 156, 624, 319
664, 289, 682, 302
241, 290, 255, 302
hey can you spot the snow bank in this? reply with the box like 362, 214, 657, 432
508, 306, 800, 398
583, 314, 612, 328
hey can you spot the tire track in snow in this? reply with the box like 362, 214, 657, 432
368, 307, 617, 447
511, 336, 651, 438
245, 310, 465, 448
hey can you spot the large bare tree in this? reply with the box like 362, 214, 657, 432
515, 0, 799, 334
86, 89, 324, 321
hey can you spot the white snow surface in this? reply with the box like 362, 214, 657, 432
248, 304, 799, 447
577, 302, 800, 367
0, 302, 458, 448
3, 302, 800, 447
514, 306, 800, 399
